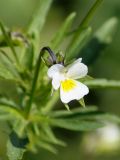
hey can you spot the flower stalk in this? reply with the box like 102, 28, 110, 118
25, 46, 57, 118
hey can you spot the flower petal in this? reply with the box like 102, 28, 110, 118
47, 64, 64, 78
66, 60, 88, 79
52, 77, 61, 90
65, 58, 82, 69
60, 79, 89, 103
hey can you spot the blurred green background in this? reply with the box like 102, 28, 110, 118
0, 0, 120, 160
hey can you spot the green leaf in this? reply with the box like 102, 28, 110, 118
0, 50, 20, 78
7, 131, 28, 160
37, 140, 57, 154
41, 91, 59, 114
0, 105, 23, 120
0, 64, 18, 81
79, 0, 103, 28
66, 0, 104, 61
20, 44, 34, 71
95, 17, 118, 43
51, 118, 104, 131
0, 33, 7, 47
48, 106, 98, 118
66, 27, 92, 61
0, 113, 12, 120
42, 124, 66, 146
0, 97, 18, 108
0, 31, 22, 47
49, 106, 120, 125
27, 0, 53, 58
28, 127, 57, 153
0, 22, 19, 64
50, 12, 76, 50
84, 79, 120, 89
28, 0, 53, 37
80, 17, 118, 65
99, 114, 120, 124
0, 55, 25, 87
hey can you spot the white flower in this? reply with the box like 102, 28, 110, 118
47, 58, 89, 103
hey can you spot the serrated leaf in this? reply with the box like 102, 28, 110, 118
50, 12, 76, 50
84, 79, 120, 89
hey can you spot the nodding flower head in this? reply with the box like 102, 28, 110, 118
47, 58, 89, 104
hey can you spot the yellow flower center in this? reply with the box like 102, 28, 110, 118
61, 79, 76, 92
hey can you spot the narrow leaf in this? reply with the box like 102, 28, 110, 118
66, 27, 91, 61
0, 50, 20, 78
85, 79, 120, 89
28, 0, 53, 37
66, 0, 104, 61
0, 105, 23, 120
0, 22, 19, 64
48, 106, 98, 118
79, 0, 103, 28
21, 44, 34, 71
80, 17, 118, 65
27, 0, 53, 57
95, 17, 118, 43
42, 124, 65, 146
37, 140, 57, 154
0, 64, 18, 81
51, 118, 104, 131
51, 12, 76, 50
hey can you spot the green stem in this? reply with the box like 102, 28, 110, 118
80, 0, 103, 28
25, 47, 56, 118
0, 22, 19, 65
67, 0, 103, 35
